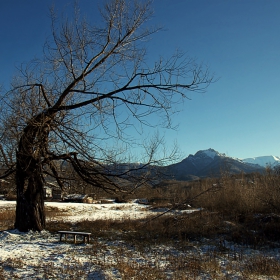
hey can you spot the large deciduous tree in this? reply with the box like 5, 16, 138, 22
0, 0, 212, 231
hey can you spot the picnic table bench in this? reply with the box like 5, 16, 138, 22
58, 231, 91, 244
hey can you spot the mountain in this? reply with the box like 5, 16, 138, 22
166, 148, 265, 180
242, 156, 280, 168
91, 148, 277, 182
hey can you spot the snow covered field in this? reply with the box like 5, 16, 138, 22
1, 200, 280, 279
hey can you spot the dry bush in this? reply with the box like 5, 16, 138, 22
132, 181, 191, 208
185, 172, 280, 215
197, 184, 261, 214
134, 172, 280, 246
228, 213, 280, 247
256, 172, 280, 213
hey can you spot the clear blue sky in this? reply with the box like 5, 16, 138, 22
1, 0, 280, 160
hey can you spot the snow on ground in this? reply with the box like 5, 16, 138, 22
46, 200, 152, 222
0, 200, 202, 279
0, 200, 280, 279
0, 200, 200, 222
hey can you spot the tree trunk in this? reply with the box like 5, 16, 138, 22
14, 152, 46, 231
14, 118, 50, 232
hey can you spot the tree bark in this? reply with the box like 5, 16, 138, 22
14, 155, 46, 231
14, 120, 49, 231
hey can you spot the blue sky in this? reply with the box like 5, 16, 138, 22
1, 0, 280, 160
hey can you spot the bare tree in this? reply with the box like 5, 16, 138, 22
0, 0, 212, 231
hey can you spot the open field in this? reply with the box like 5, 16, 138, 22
1, 184, 280, 280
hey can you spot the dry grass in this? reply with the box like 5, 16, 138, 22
1, 171, 280, 278
2, 239, 280, 280
191, 173, 280, 214
0, 208, 15, 231
243, 255, 280, 277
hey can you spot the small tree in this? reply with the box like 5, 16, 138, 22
0, 0, 212, 231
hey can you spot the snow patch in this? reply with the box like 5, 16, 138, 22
196, 148, 225, 159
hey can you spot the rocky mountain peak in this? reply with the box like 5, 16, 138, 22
193, 148, 225, 159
